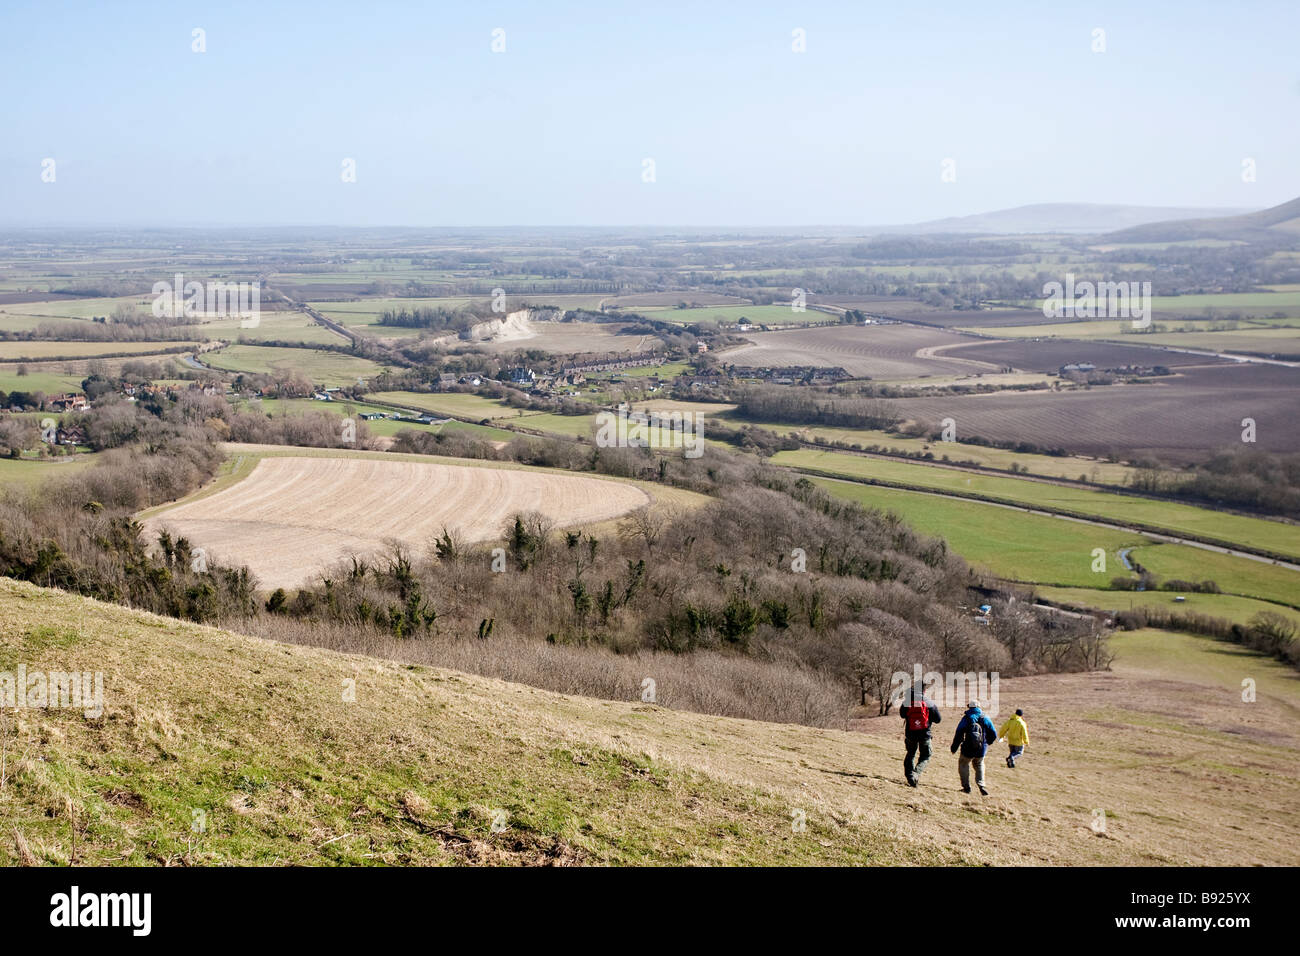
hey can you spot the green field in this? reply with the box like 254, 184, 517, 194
965, 317, 1300, 354
781, 449, 1300, 559
186, 311, 347, 346
0, 368, 87, 394
1128, 543, 1300, 608
1039, 586, 1300, 632
1020, 290, 1300, 319
812, 477, 1150, 587
366, 390, 516, 420
202, 345, 388, 387
0, 455, 97, 487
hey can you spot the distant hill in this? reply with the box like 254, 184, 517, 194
883, 203, 1254, 236
1098, 195, 1300, 244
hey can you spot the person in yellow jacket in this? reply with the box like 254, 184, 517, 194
999, 709, 1029, 768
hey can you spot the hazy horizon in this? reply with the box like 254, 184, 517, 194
3, 0, 1297, 227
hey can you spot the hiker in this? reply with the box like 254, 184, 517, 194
898, 687, 941, 788
999, 709, 1029, 768
950, 699, 998, 796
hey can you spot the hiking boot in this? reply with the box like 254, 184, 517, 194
961, 786, 971, 794
907, 775, 918, 788
1006, 756, 1014, 768
978, 786, 989, 796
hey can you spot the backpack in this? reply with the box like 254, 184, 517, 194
961, 714, 987, 757
906, 699, 930, 732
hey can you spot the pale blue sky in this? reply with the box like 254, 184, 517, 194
2, 0, 1296, 226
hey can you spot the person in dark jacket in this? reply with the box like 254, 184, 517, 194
899, 687, 941, 788
950, 700, 999, 795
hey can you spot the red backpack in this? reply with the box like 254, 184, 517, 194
906, 699, 930, 732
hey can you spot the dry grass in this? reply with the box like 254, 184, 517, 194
1, 578, 1296, 866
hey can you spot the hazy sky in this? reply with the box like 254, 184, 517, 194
2, 0, 1297, 227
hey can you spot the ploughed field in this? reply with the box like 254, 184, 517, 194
935, 338, 1231, 371
722, 324, 999, 378
144, 455, 650, 590
891, 363, 1300, 462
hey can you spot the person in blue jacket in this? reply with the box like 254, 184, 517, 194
950, 700, 999, 796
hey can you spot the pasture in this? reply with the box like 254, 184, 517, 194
201, 345, 388, 387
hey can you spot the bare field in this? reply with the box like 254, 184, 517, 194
892, 363, 1300, 461
721, 324, 1000, 378
904, 308, 1049, 328
601, 292, 748, 308
472, 321, 656, 354
938, 338, 1231, 371
808, 295, 941, 315
145, 454, 651, 590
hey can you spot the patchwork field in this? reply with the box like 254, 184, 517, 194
143, 453, 653, 589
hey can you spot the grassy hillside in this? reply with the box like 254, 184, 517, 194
1, 578, 1297, 866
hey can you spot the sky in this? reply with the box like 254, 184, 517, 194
1, 0, 1297, 227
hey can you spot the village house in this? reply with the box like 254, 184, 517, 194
55, 424, 87, 446
47, 393, 88, 412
